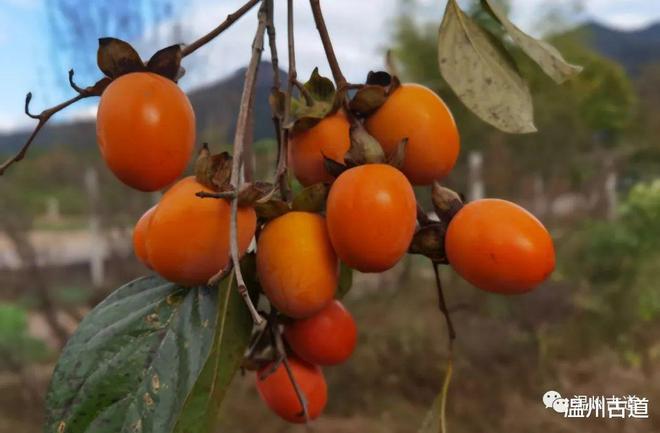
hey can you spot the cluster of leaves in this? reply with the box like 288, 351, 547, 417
437, 0, 581, 133
558, 180, 660, 360
0, 304, 49, 367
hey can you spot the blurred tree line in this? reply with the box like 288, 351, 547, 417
391, 0, 660, 371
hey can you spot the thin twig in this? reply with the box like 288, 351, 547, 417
270, 315, 311, 425
207, 262, 233, 287
196, 190, 236, 199
273, 0, 298, 202
2, 0, 260, 176
181, 0, 261, 57
264, 0, 290, 200
0, 92, 90, 176
432, 261, 456, 342
265, 0, 280, 90
228, 0, 268, 326
309, 0, 347, 87
431, 260, 455, 433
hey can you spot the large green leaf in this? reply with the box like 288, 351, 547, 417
438, 0, 535, 133
481, 0, 582, 84
173, 272, 254, 432
44, 273, 252, 433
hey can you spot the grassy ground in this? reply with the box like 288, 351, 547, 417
1, 260, 658, 433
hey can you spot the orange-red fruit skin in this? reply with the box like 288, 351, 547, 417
365, 83, 460, 185
445, 199, 556, 294
284, 300, 357, 366
257, 212, 338, 318
326, 164, 417, 273
289, 112, 351, 186
146, 176, 256, 287
96, 72, 196, 192
256, 357, 327, 423
133, 205, 157, 268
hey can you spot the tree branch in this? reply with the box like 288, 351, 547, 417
228, 0, 268, 326
181, 0, 262, 57
309, 0, 347, 87
0, 92, 92, 176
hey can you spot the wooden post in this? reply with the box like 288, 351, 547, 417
84, 167, 104, 288
468, 151, 484, 201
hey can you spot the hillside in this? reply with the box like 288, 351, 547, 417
1, 21, 660, 154
579, 21, 660, 76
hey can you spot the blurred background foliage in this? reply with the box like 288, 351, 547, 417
0, 0, 659, 432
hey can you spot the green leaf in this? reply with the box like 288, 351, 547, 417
173, 272, 253, 433
481, 0, 582, 84
336, 262, 354, 299
291, 183, 329, 213
438, 0, 536, 134
44, 275, 251, 433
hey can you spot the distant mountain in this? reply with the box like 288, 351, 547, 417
0, 62, 283, 155
2, 21, 660, 154
578, 21, 660, 76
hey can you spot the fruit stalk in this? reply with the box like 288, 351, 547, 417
270, 316, 311, 425
181, 0, 262, 57
432, 261, 456, 342
309, 0, 348, 88
228, 0, 269, 326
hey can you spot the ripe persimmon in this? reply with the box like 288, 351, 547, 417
97, 72, 196, 192
445, 199, 555, 294
284, 300, 357, 366
146, 176, 256, 286
257, 212, 337, 318
132, 205, 157, 268
289, 111, 350, 186
365, 83, 459, 185
256, 357, 327, 423
326, 164, 417, 273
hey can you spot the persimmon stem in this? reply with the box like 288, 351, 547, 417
309, 0, 347, 88
181, 0, 261, 57
433, 261, 456, 342
269, 315, 311, 426
0, 92, 92, 176
228, 0, 268, 326
432, 260, 455, 433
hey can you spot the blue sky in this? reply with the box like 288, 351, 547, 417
1, 0, 660, 133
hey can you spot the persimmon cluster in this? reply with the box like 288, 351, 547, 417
99, 68, 554, 423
